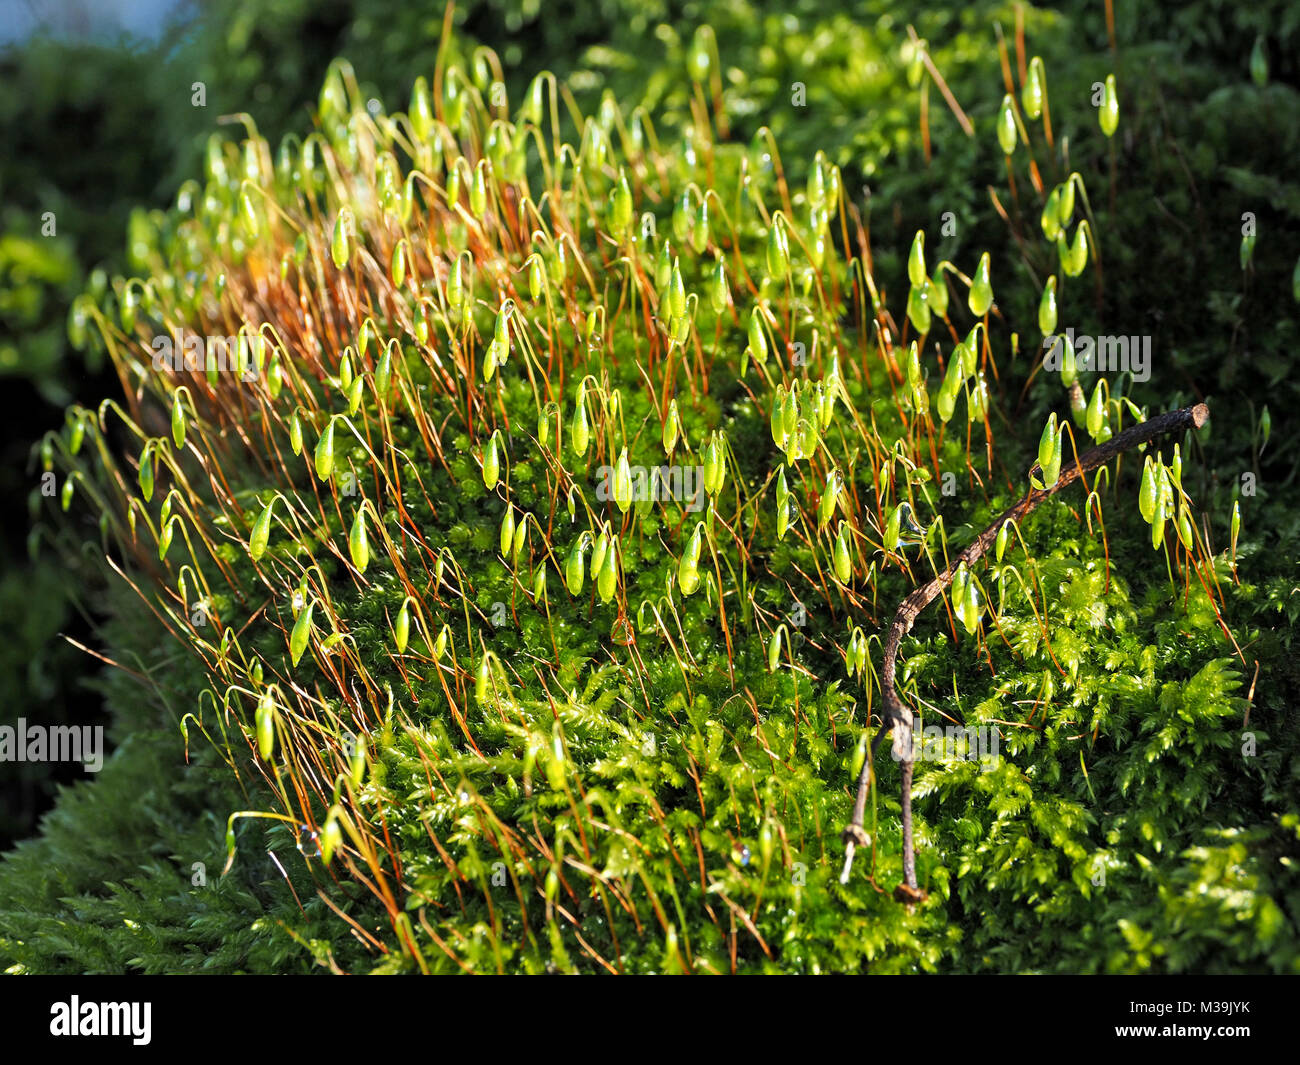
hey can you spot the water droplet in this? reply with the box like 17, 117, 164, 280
297, 825, 321, 858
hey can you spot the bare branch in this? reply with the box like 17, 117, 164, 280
841, 403, 1210, 894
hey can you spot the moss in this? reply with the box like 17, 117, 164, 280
5, 4, 1299, 974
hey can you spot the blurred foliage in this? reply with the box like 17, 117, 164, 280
0, 219, 79, 405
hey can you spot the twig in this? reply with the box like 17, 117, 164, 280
840, 403, 1210, 897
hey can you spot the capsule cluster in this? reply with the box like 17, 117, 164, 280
36, 37, 1214, 970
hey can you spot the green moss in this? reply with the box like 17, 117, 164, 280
5, 4, 1299, 975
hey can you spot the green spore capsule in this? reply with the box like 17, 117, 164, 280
1139, 458, 1158, 523
905, 343, 922, 388
906, 283, 931, 334
500, 505, 515, 557
691, 193, 710, 254
956, 328, 977, 379
290, 600, 315, 667
1041, 187, 1062, 242
1099, 74, 1119, 137
997, 94, 1018, 154
1060, 222, 1089, 277
710, 259, 729, 314
446, 257, 464, 312
249, 498, 276, 561
969, 253, 993, 317
776, 468, 791, 540
469, 160, 488, 217
962, 573, 981, 634
158, 518, 175, 560
851, 730, 868, 777
770, 387, 788, 449
255, 690, 275, 760
688, 25, 713, 82
320, 811, 342, 864
120, 286, 137, 333
678, 525, 703, 596
936, 377, 958, 423
393, 602, 410, 654
951, 563, 969, 629
765, 218, 789, 281
663, 398, 680, 455
331, 210, 351, 269
1086, 382, 1105, 438
375, 344, 393, 402
138, 448, 154, 502
565, 535, 588, 596
1035, 415, 1062, 488
409, 76, 433, 139
655, 241, 673, 292
597, 537, 618, 603
1022, 56, 1044, 120
240, 186, 259, 237
528, 254, 545, 302
908, 230, 927, 288
884, 503, 902, 553
1038, 276, 1058, 336
349, 508, 369, 572
314, 418, 335, 481
833, 524, 852, 583
672, 188, 692, 243
807, 161, 827, 214
571, 393, 590, 457
391, 241, 406, 288
346, 374, 365, 415
1037, 414, 1058, 478
171, 396, 187, 448
747, 308, 768, 364
1250, 34, 1269, 87
968, 372, 989, 424
612, 449, 634, 513
482, 433, 500, 490
668, 259, 687, 321
928, 269, 949, 318
781, 387, 799, 441
703, 434, 725, 496
818, 469, 839, 527
546, 732, 565, 790
1058, 177, 1076, 225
